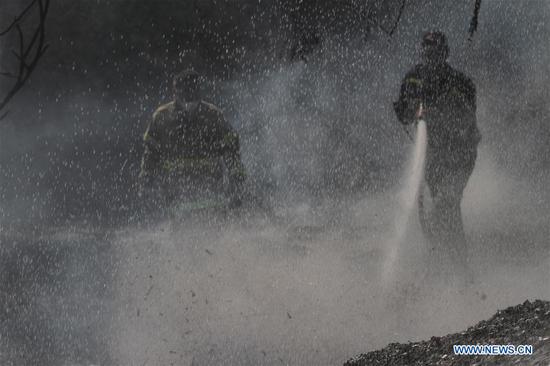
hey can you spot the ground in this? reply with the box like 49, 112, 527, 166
345, 300, 550, 366
1, 152, 549, 365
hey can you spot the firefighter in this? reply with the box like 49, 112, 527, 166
394, 31, 481, 243
139, 69, 245, 211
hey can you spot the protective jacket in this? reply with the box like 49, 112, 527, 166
395, 62, 481, 170
139, 100, 245, 204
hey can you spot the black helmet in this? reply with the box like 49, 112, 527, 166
422, 31, 447, 48
173, 69, 201, 89
173, 69, 202, 103
421, 31, 449, 64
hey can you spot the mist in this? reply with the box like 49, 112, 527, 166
1, 0, 549, 365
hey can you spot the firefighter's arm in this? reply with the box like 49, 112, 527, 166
450, 75, 480, 145
222, 130, 246, 187
394, 72, 423, 125
217, 114, 246, 204
139, 113, 163, 191
463, 78, 481, 144
464, 78, 476, 115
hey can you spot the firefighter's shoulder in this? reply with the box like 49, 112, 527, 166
403, 64, 424, 86
450, 68, 475, 93
200, 101, 224, 116
152, 101, 176, 121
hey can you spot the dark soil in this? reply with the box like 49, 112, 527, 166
345, 300, 550, 366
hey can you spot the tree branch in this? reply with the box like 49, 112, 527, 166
0, 0, 50, 119
468, 0, 482, 41
378, 0, 407, 37
0, 0, 37, 36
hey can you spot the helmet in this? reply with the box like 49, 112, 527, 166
173, 69, 202, 103
173, 69, 201, 90
421, 31, 449, 64
422, 31, 448, 48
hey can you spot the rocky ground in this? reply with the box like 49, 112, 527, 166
345, 300, 550, 366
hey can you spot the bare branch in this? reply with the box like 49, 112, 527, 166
468, 0, 482, 41
388, 0, 407, 36
0, 72, 17, 78
377, 0, 407, 37
15, 24, 29, 72
0, 0, 50, 119
0, 0, 38, 36
11, 50, 31, 72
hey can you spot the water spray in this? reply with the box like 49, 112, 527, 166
382, 106, 428, 284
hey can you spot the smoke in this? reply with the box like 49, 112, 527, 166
101, 2, 550, 363
110, 211, 385, 365
1, 0, 550, 365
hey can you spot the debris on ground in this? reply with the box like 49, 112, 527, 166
345, 300, 550, 366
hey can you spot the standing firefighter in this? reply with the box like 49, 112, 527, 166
394, 31, 481, 243
139, 69, 246, 211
